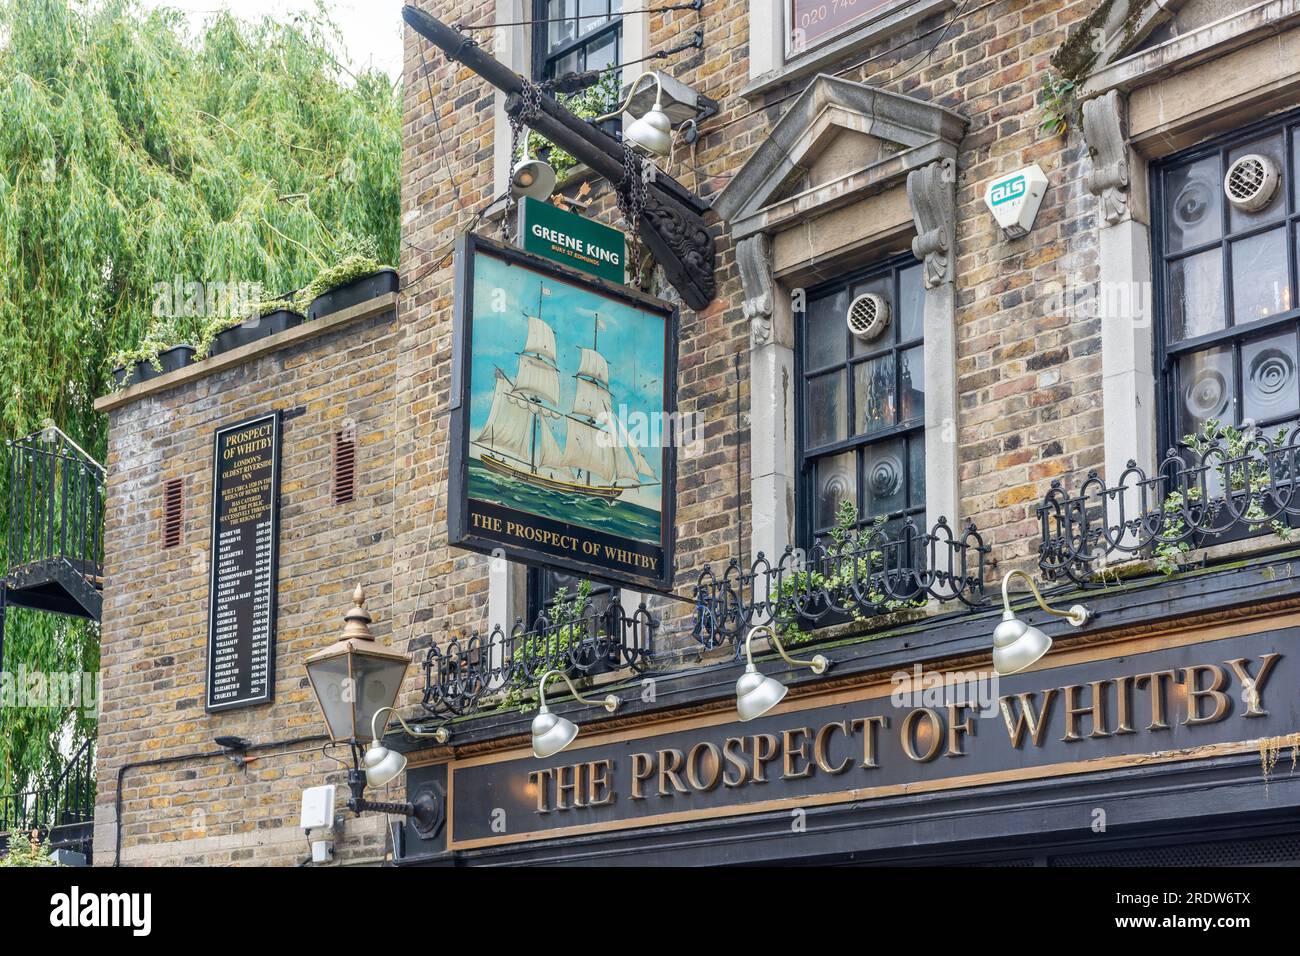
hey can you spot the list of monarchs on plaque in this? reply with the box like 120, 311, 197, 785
206, 412, 281, 712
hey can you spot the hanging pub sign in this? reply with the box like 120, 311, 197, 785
519, 197, 626, 285
205, 412, 282, 712
448, 233, 678, 592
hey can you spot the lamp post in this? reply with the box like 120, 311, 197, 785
305, 585, 444, 835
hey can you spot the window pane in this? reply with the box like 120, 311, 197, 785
851, 274, 892, 355
853, 355, 894, 435
584, 33, 617, 72
1242, 328, 1299, 423
548, 0, 576, 50
1168, 248, 1224, 341
1228, 133, 1286, 232
898, 263, 924, 343
907, 435, 925, 508
579, 0, 607, 34
550, 49, 580, 78
1166, 156, 1222, 252
861, 438, 906, 519
1231, 228, 1290, 326
900, 345, 925, 425
814, 452, 856, 530
806, 289, 846, 370
807, 371, 846, 447
1177, 344, 1236, 438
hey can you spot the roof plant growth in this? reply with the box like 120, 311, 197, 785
0, 0, 399, 800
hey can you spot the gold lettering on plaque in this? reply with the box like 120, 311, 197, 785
946, 703, 974, 756
685, 742, 723, 792
1113, 674, 1136, 735
1000, 689, 1057, 748
813, 721, 851, 775
1134, 670, 1177, 730
782, 727, 814, 780
554, 763, 582, 809
901, 708, 943, 763
588, 759, 615, 807
752, 734, 780, 783
722, 737, 751, 788
1061, 680, 1111, 741
528, 768, 554, 813
630, 752, 654, 800
1225, 654, 1280, 717
1182, 664, 1230, 726
850, 715, 888, 768
657, 749, 689, 796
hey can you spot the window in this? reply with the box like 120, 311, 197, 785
532, 0, 621, 83
797, 255, 926, 546
527, 566, 618, 624
1155, 111, 1300, 447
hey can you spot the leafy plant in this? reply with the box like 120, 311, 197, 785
290, 233, 387, 315
517, 69, 622, 183
495, 580, 596, 710
774, 500, 926, 646
1039, 71, 1078, 136
1152, 418, 1296, 575
193, 298, 295, 360
0, 830, 60, 867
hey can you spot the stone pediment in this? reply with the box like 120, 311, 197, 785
714, 74, 967, 241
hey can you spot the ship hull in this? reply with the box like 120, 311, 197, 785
480, 453, 624, 501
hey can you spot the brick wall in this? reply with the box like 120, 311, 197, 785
94, 308, 399, 865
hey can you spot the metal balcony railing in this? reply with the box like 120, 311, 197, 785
1038, 426, 1300, 585
3, 425, 105, 620
0, 740, 96, 841
691, 516, 991, 652
421, 595, 656, 717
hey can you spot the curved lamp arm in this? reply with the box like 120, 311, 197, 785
370, 706, 450, 746
593, 71, 663, 124
744, 624, 830, 675
537, 668, 620, 714
1000, 569, 1090, 627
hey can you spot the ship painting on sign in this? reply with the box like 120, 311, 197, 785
467, 266, 665, 545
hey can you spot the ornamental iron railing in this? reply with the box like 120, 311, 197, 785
691, 516, 990, 652
421, 594, 655, 717
1037, 429, 1300, 584
0, 740, 96, 841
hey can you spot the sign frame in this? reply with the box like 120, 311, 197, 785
205, 410, 283, 713
448, 232, 679, 593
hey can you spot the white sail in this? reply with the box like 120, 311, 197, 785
476, 376, 535, 463
615, 415, 657, 479
536, 411, 566, 471
561, 418, 613, 482
611, 441, 642, 483
522, 315, 557, 363
576, 348, 609, 386
572, 378, 612, 423
515, 353, 560, 406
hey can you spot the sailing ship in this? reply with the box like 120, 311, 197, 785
472, 282, 658, 504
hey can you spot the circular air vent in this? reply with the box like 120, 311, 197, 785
1224, 154, 1280, 212
846, 293, 891, 342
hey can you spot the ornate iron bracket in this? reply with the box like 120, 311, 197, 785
403, 5, 717, 311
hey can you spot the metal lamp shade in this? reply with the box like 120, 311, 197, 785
363, 742, 408, 789
531, 705, 580, 759
626, 107, 673, 158
305, 640, 411, 743
992, 610, 1052, 676
510, 157, 557, 201
735, 663, 788, 722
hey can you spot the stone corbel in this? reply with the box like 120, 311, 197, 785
736, 234, 775, 347
906, 159, 956, 289
1083, 89, 1130, 225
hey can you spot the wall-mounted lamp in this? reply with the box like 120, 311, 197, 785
736, 625, 830, 722
992, 570, 1090, 676
596, 73, 673, 159
363, 706, 450, 789
531, 668, 620, 759
510, 127, 557, 201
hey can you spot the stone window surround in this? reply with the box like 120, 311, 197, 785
1080, 0, 1300, 498
744, 0, 956, 99
715, 74, 968, 565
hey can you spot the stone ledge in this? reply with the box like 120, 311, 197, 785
93, 291, 399, 414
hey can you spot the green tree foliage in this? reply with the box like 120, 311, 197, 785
0, 0, 399, 797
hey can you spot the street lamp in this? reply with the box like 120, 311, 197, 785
992, 570, 1091, 676
735, 624, 830, 721
305, 584, 443, 835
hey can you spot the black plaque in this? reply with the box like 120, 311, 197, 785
205, 412, 281, 712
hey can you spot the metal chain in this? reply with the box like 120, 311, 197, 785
617, 141, 648, 278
